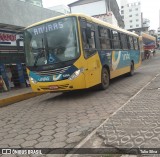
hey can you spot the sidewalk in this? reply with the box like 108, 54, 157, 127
0, 87, 32, 100
0, 87, 44, 107
95, 73, 160, 155
74, 73, 160, 157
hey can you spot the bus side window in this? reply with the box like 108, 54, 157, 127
89, 31, 96, 49
121, 34, 128, 50
82, 29, 96, 49
98, 26, 111, 49
82, 29, 88, 49
133, 37, 139, 50
129, 36, 134, 49
82, 23, 97, 58
111, 30, 121, 49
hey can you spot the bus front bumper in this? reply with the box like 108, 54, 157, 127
30, 73, 86, 92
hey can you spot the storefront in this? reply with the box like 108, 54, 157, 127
0, 30, 29, 92
0, 0, 64, 92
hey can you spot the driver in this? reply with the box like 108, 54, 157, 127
55, 47, 65, 60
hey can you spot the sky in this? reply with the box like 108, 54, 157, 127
42, 0, 160, 30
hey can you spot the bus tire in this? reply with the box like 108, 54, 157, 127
98, 67, 110, 90
128, 62, 134, 76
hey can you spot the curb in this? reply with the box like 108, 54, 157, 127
0, 92, 44, 107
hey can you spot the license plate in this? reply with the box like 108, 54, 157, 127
49, 85, 59, 90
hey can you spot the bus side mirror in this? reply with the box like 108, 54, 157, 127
86, 27, 91, 39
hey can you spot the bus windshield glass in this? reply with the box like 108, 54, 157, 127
24, 17, 79, 67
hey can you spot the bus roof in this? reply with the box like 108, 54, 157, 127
26, 13, 139, 37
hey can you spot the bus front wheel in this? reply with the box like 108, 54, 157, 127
98, 67, 110, 90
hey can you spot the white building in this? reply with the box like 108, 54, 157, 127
93, 12, 118, 26
120, 0, 142, 30
48, 5, 70, 14
143, 18, 150, 28
69, 0, 124, 28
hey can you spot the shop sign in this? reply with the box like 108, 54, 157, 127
0, 32, 23, 46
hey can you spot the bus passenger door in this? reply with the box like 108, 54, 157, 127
84, 50, 101, 88
81, 23, 101, 88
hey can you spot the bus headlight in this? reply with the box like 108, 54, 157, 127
68, 68, 84, 80
29, 77, 37, 84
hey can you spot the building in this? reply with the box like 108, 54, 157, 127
158, 27, 160, 42
18, 0, 43, 7
68, 0, 124, 28
143, 18, 150, 28
157, 10, 160, 42
48, 5, 70, 14
149, 30, 157, 37
0, 0, 62, 90
120, 0, 142, 30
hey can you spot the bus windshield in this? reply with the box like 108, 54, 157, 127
24, 17, 79, 67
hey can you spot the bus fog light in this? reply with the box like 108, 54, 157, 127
29, 77, 37, 84
68, 68, 84, 80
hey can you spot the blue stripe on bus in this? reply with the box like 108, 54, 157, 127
29, 65, 78, 82
98, 50, 140, 70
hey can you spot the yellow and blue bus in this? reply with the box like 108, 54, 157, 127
24, 13, 141, 92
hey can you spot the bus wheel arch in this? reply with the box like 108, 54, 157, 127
98, 65, 110, 90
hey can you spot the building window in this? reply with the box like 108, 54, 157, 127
122, 16, 124, 19
136, 14, 139, 16
130, 20, 132, 23
121, 10, 124, 14
136, 19, 139, 22
129, 9, 132, 12
136, 24, 139, 27
135, 8, 138, 11
130, 25, 133, 28
121, 6, 124, 9
129, 15, 132, 17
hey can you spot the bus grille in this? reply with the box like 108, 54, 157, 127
34, 66, 71, 76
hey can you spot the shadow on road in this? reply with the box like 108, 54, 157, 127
42, 72, 140, 103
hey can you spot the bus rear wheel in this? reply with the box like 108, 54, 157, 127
128, 62, 134, 76
98, 67, 110, 90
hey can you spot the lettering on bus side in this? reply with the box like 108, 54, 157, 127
38, 77, 50, 82
33, 22, 63, 36
122, 51, 130, 61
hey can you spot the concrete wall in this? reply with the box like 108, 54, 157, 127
49, 5, 70, 14
0, 0, 62, 28
109, 0, 124, 28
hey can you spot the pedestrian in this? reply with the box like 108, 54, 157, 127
153, 49, 156, 56
0, 75, 8, 92
145, 50, 150, 59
